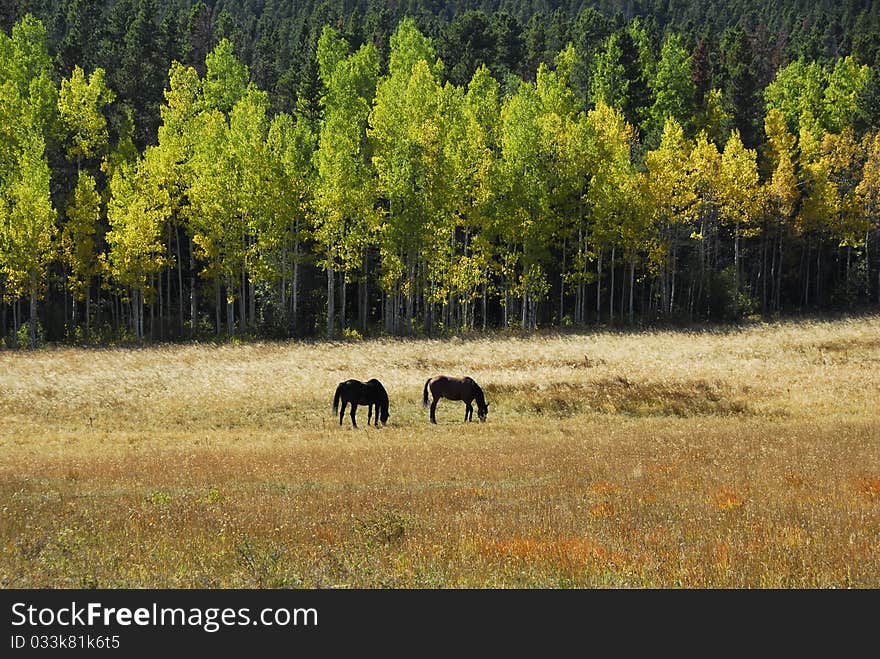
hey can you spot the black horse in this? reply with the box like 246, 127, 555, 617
423, 375, 489, 424
333, 379, 390, 428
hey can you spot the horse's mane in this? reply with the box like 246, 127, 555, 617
368, 378, 389, 409
472, 380, 486, 407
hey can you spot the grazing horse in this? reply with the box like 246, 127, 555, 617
422, 375, 489, 424
333, 379, 390, 428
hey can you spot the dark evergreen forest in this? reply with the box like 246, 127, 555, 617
6, 1, 880, 148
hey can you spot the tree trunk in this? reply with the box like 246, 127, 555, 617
697, 216, 706, 318
482, 276, 487, 332
687, 282, 694, 320
190, 238, 198, 337
340, 272, 347, 333
215, 279, 221, 336
176, 226, 184, 336
629, 259, 635, 325
158, 269, 163, 340
131, 288, 143, 342
166, 230, 172, 335
414, 258, 421, 328
326, 261, 335, 339
761, 227, 768, 314
12, 299, 19, 348
609, 246, 616, 324
150, 278, 155, 341
139, 289, 144, 341
596, 251, 602, 323
240, 263, 247, 335
660, 257, 668, 316
292, 236, 300, 335
360, 251, 368, 333
846, 245, 852, 305
64, 270, 69, 334
29, 285, 37, 349
405, 261, 414, 335
110, 291, 116, 337
226, 275, 234, 337
130, 289, 136, 340
734, 222, 740, 293
425, 283, 433, 337
776, 231, 784, 312
96, 277, 102, 337
249, 277, 255, 333
769, 228, 777, 313
84, 284, 91, 343
870, 227, 880, 303
559, 237, 566, 326
803, 242, 810, 308
867, 226, 876, 301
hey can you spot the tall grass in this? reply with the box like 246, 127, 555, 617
1, 317, 878, 587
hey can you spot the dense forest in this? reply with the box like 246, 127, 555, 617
2, 0, 880, 346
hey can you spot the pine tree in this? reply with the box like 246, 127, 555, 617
723, 28, 762, 148
647, 33, 697, 146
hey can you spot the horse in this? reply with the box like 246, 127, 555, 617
333, 379, 390, 428
422, 375, 489, 424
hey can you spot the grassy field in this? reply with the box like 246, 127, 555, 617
1, 316, 878, 588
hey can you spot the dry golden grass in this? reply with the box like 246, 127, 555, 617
1, 316, 878, 587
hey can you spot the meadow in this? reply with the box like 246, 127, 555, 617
1, 316, 878, 588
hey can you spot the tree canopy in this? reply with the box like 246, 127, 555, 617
1, 4, 880, 346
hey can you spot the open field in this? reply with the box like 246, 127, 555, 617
1, 317, 879, 588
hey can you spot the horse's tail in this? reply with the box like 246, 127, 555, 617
422, 378, 431, 407
333, 383, 343, 414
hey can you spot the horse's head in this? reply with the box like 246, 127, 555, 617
380, 407, 389, 425
477, 402, 489, 423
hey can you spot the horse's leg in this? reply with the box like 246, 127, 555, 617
339, 400, 345, 426
350, 403, 358, 429
430, 398, 438, 424
465, 401, 473, 422
368, 403, 373, 427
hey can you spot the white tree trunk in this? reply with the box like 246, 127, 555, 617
29, 286, 37, 349
609, 246, 616, 324
326, 262, 335, 338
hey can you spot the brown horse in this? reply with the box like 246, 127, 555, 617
422, 375, 489, 424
